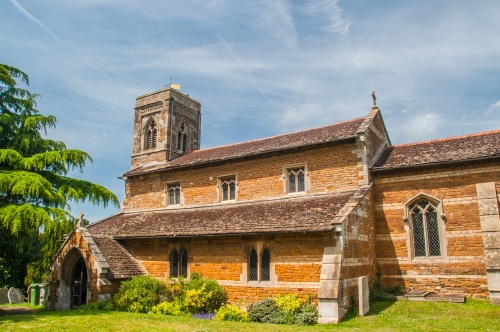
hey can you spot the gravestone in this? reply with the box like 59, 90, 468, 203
358, 276, 370, 316
8, 287, 23, 304
0, 289, 8, 304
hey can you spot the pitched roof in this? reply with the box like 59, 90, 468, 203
371, 130, 500, 170
125, 117, 365, 176
88, 189, 368, 239
92, 237, 147, 279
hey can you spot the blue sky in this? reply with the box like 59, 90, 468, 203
2, 0, 500, 222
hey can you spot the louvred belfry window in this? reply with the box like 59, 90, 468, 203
177, 123, 188, 153
145, 119, 157, 150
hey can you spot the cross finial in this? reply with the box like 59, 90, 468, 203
371, 90, 377, 106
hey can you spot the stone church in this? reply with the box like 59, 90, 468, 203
47, 87, 500, 323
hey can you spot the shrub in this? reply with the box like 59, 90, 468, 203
247, 297, 280, 323
184, 274, 227, 313
295, 302, 318, 325
151, 299, 185, 316
112, 275, 166, 313
183, 284, 213, 314
275, 294, 301, 313
213, 304, 249, 322
248, 294, 318, 325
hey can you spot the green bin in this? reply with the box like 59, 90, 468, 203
28, 283, 41, 305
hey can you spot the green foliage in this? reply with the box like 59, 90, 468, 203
0, 63, 119, 289
151, 299, 186, 316
247, 294, 318, 325
275, 294, 301, 313
79, 301, 113, 311
185, 274, 227, 313
294, 302, 319, 325
146, 273, 227, 316
213, 304, 249, 322
112, 276, 167, 313
247, 297, 281, 323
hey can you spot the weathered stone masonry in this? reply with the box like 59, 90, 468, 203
48, 87, 500, 323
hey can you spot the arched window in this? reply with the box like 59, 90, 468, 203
170, 249, 188, 278
145, 118, 157, 150
405, 195, 447, 261
411, 200, 440, 257
261, 249, 270, 281
177, 123, 188, 153
179, 249, 188, 278
170, 250, 179, 277
249, 249, 258, 281
248, 248, 271, 282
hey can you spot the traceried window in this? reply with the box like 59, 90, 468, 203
248, 248, 271, 282
219, 175, 236, 201
167, 182, 181, 205
404, 195, 448, 262
170, 249, 188, 278
177, 123, 188, 153
286, 166, 306, 193
144, 118, 157, 150
410, 200, 441, 257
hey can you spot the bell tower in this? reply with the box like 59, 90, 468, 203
130, 87, 201, 168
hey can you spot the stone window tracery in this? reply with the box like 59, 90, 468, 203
285, 166, 306, 193
170, 249, 188, 278
248, 248, 271, 282
405, 194, 447, 262
219, 175, 236, 201
167, 182, 181, 205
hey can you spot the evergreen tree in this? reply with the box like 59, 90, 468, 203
0, 63, 119, 288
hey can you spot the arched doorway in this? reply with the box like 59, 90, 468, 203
71, 258, 88, 308
55, 248, 90, 310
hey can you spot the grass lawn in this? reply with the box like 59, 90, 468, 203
0, 299, 499, 331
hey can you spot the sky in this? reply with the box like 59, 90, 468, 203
1, 0, 500, 222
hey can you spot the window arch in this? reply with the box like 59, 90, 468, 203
144, 118, 157, 150
248, 248, 271, 282
170, 249, 188, 278
177, 123, 188, 153
405, 194, 447, 261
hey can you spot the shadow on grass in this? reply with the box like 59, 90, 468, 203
0, 304, 111, 323
341, 299, 397, 322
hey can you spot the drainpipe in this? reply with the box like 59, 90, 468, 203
168, 96, 174, 161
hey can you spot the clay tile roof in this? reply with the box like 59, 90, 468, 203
371, 130, 500, 170
88, 189, 365, 239
125, 117, 365, 176
92, 237, 147, 279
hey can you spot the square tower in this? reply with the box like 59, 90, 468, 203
131, 87, 201, 167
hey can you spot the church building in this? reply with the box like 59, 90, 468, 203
47, 87, 500, 323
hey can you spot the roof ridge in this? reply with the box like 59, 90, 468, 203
388, 129, 500, 148
190, 116, 366, 153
